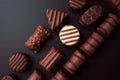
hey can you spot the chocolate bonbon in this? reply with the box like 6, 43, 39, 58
25, 25, 51, 53
39, 47, 64, 72
46, 9, 68, 31
80, 5, 102, 27
68, 0, 87, 11
9, 52, 30, 72
1, 74, 15, 80
59, 25, 80, 46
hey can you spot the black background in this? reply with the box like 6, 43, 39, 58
0, 0, 120, 80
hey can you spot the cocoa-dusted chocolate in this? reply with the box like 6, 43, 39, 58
97, 13, 120, 37
64, 50, 86, 75
105, 0, 120, 16
80, 32, 104, 56
9, 52, 31, 72
46, 9, 68, 31
1, 74, 15, 80
25, 25, 51, 53
27, 69, 44, 80
68, 0, 87, 11
39, 47, 64, 72
51, 70, 69, 80
59, 25, 80, 46
80, 5, 102, 27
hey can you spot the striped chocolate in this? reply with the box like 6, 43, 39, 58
39, 47, 64, 72
46, 9, 68, 31
64, 50, 86, 75
9, 52, 30, 72
59, 25, 80, 46
68, 0, 87, 11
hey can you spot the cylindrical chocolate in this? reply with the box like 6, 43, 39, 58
97, 13, 120, 37
25, 25, 51, 53
51, 70, 69, 80
63, 50, 86, 75
80, 32, 104, 56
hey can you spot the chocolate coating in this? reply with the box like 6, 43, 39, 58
9, 52, 30, 72
39, 47, 64, 72
1, 74, 15, 80
64, 50, 86, 75
25, 25, 51, 53
80, 5, 102, 26
46, 9, 68, 31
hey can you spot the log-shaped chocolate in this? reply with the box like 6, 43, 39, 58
79, 5, 102, 27
39, 47, 64, 72
97, 13, 120, 37
105, 0, 120, 16
63, 50, 86, 75
25, 25, 51, 53
51, 70, 69, 80
80, 32, 104, 56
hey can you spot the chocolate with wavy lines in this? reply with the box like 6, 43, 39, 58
1, 74, 15, 80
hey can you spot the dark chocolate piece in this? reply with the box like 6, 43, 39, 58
39, 47, 64, 72
80, 32, 104, 56
25, 25, 51, 53
9, 52, 30, 72
46, 9, 68, 31
80, 5, 102, 26
27, 69, 44, 80
51, 70, 69, 80
68, 0, 87, 11
97, 13, 120, 37
1, 74, 15, 80
64, 50, 86, 75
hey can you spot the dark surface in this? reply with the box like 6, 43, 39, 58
0, 0, 120, 80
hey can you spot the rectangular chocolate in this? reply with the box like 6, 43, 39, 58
25, 25, 51, 53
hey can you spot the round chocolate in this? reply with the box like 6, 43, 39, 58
9, 52, 30, 72
59, 25, 80, 46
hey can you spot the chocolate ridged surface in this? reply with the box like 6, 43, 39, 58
46, 9, 68, 31
40, 47, 64, 72
25, 25, 51, 53
9, 52, 30, 72
97, 13, 120, 37
68, 0, 87, 11
80, 5, 102, 26
59, 25, 80, 46
80, 32, 104, 56
64, 50, 86, 75
2, 74, 15, 80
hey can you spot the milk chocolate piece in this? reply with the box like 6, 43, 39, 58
39, 47, 64, 72
80, 32, 104, 56
97, 13, 120, 37
46, 9, 68, 31
68, 0, 87, 11
80, 5, 102, 26
27, 69, 44, 80
59, 25, 80, 46
2, 74, 15, 80
105, 0, 120, 16
64, 50, 86, 75
51, 70, 69, 80
25, 25, 51, 53
9, 52, 31, 72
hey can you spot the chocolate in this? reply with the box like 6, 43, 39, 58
46, 9, 68, 31
64, 50, 86, 75
1, 74, 15, 80
68, 0, 87, 11
27, 69, 44, 80
97, 13, 120, 37
25, 25, 51, 53
105, 0, 120, 16
59, 25, 80, 46
80, 5, 102, 26
80, 32, 104, 56
51, 70, 69, 80
39, 47, 64, 72
9, 52, 30, 72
